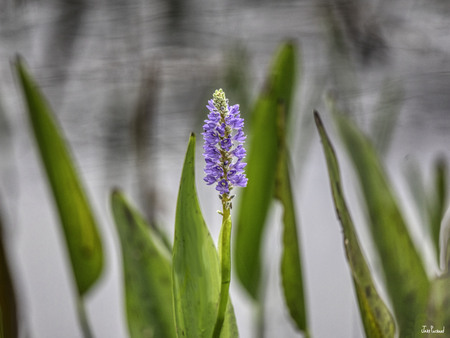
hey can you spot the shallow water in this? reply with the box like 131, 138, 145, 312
1, 0, 450, 337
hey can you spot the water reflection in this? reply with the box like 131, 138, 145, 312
1, 0, 450, 337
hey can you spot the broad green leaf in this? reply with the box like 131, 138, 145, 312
425, 273, 450, 334
15, 58, 103, 296
172, 134, 238, 338
111, 190, 176, 338
315, 111, 395, 338
234, 42, 296, 299
274, 104, 308, 334
335, 113, 429, 336
0, 208, 18, 338
234, 97, 278, 299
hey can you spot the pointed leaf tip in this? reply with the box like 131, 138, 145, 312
15, 59, 104, 296
173, 135, 238, 337
315, 112, 396, 338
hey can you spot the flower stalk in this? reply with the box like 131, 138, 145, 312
202, 89, 248, 337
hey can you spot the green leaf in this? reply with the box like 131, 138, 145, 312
427, 158, 448, 265
274, 104, 308, 334
445, 228, 450, 272
404, 157, 448, 267
234, 42, 296, 299
334, 113, 429, 336
234, 97, 278, 299
269, 42, 296, 121
15, 58, 103, 296
315, 111, 395, 338
172, 134, 238, 338
0, 207, 18, 338
425, 273, 450, 334
110, 190, 176, 338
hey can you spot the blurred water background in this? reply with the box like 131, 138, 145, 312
1, 0, 450, 337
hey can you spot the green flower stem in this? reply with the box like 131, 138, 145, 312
212, 197, 232, 338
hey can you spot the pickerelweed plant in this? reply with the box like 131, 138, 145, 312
9, 39, 450, 338
202, 89, 248, 337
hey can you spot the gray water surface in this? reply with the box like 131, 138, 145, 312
1, 0, 450, 337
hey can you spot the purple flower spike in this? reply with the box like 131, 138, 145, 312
202, 89, 248, 195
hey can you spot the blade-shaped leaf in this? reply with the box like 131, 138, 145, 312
234, 42, 296, 299
445, 226, 450, 272
270, 42, 296, 121
334, 113, 429, 336
274, 104, 308, 334
172, 134, 238, 338
111, 190, 176, 338
0, 206, 18, 338
15, 58, 103, 296
234, 97, 278, 299
315, 111, 395, 338
428, 158, 448, 265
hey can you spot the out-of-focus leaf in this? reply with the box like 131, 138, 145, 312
0, 206, 18, 338
315, 111, 395, 338
403, 158, 448, 268
172, 134, 238, 338
15, 58, 103, 296
274, 104, 308, 334
270, 42, 296, 121
425, 273, 450, 334
111, 190, 176, 338
428, 158, 448, 265
445, 226, 450, 272
335, 113, 429, 336
234, 97, 278, 299
234, 42, 296, 299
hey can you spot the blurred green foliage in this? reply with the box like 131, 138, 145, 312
16, 59, 104, 297
4, 34, 449, 338
111, 191, 176, 338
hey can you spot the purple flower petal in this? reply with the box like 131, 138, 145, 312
233, 145, 246, 159
216, 179, 229, 194
220, 137, 232, 151
229, 104, 240, 116
230, 174, 248, 187
204, 174, 218, 185
233, 129, 246, 142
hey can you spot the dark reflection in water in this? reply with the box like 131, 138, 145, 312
1, 0, 450, 337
